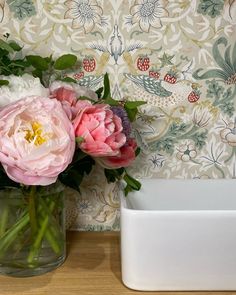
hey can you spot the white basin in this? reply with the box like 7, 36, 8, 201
120, 179, 236, 291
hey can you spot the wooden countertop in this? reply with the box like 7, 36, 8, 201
0, 231, 235, 295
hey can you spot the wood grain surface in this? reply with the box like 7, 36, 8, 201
0, 231, 235, 295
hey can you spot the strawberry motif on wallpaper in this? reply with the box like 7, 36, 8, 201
124, 63, 201, 108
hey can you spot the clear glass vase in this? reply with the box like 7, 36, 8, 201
0, 182, 66, 277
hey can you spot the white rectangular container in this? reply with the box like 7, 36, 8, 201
120, 179, 236, 291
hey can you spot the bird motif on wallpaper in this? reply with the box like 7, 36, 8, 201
89, 24, 143, 65
124, 73, 200, 109
76, 75, 103, 90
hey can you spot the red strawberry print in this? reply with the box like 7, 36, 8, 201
164, 73, 177, 84
73, 72, 84, 80
149, 70, 160, 79
188, 91, 200, 103
83, 57, 96, 72
137, 56, 150, 71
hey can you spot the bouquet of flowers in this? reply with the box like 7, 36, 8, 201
0, 38, 143, 276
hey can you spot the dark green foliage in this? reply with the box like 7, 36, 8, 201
0, 165, 20, 190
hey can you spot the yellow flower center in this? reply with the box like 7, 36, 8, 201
24, 122, 47, 146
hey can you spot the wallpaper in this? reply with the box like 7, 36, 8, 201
0, 0, 235, 230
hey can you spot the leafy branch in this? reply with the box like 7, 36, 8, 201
0, 38, 78, 88
149, 123, 208, 155
206, 79, 235, 116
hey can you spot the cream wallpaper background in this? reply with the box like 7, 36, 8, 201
0, 0, 235, 230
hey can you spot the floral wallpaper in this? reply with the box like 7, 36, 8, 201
0, 0, 236, 230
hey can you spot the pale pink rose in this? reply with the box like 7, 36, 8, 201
50, 81, 98, 119
97, 138, 137, 169
51, 87, 77, 105
0, 96, 75, 185
73, 102, 126, 157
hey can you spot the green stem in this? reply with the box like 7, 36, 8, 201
0, 205, 9, 237
45, 228, 61, 254
0, 212, 30, 256
38, 196, 63, 254
28, 186, 38, 236
27, 201, 55, 265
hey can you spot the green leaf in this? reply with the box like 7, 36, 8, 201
104, 168, 125, 183
75, 137, 84, 144
135, 147, 141, 157
59, 155, 95, 191
95, 87, 103, 98
124, 101, 146, 109
102, 73, 111, 99
124, 173, 141, 191
59, 169, 83, 191
124, 100, 146, 121
124, 185, 135, 196
8, 40, 22, 51
54, 54, 77, 70
26, 55, 49, 71
104, 97, 119, 106
60, 77, 77, 83
0, 80, 9, 86
125, 107, 138, 122
9, 59, 30, 68
72, 149, 87, 163
32, 69, 43, 81
0, 40, 14, 53
0, 48, 9, 57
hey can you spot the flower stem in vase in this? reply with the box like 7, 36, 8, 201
28, 186, 38, 237
0, 212, 30, 258
0, 205, 9, 238
38, 196, 63, 254
27, 198, 55, 266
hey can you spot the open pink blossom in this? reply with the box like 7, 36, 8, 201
50, 81, 98, 120
0, 96, 75, 186
97, 138, 137, 168
73, 102, 126, 157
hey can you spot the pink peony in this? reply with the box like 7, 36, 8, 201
0, 96, 75, 185
73, 102, 126, 157
97, 138, 137, 168
50, 81, 98, 120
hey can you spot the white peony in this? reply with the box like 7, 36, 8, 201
0, 74, 49, 107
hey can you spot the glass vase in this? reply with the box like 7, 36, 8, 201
0, 182, 66, 277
